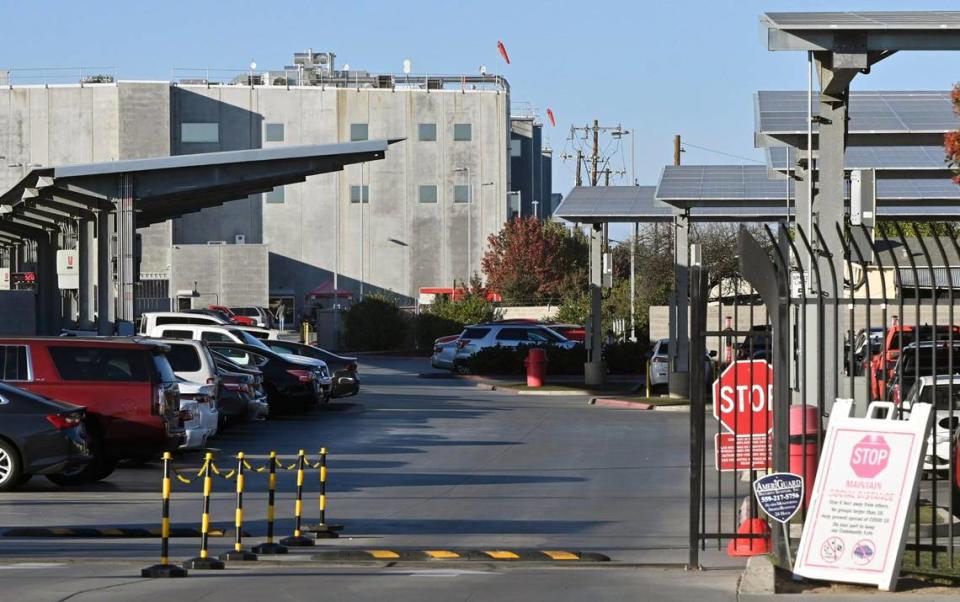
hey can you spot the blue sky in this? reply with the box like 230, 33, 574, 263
4, 0, 960, 194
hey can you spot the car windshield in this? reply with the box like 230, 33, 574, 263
233, 329, 272, 351
461, 327, 490, 339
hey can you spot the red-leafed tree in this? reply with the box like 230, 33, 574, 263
481, 217, 587, 303
947, 84, 960, 184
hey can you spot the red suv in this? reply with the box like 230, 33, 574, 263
869, 325, 960, 400
208, 306, 257, 327
0, 337, 184, 484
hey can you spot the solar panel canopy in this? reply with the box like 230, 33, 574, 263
763, 12, 960, 30
766, 146, 950, 172
755, 91, 957, 149
655, 165, 960, 208
762, 11, 960, 51
553, 186, 673, 222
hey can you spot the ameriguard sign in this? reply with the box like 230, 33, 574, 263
794, 399, 932, 591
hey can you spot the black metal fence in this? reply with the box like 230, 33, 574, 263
689, 222, 959, 574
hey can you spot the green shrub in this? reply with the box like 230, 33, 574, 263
343, 295, 408, 351
413, 291, 502, 351
413, 312, 463, 351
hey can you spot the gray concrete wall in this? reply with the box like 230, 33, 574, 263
168, 84, 509, 311
119, 82, 173, 275
170, 244, 268, 308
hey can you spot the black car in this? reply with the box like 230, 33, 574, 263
205, 342, 318, 413
263, 341, 360, 398
886, 341, 960, 403
0, 382, 91, 491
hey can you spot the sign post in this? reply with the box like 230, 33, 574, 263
754, 472, 804, 566
794, 399, 933, 591
713, 360, 773, 471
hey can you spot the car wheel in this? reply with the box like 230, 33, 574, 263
0, 439, 23, 492
46, 436, 116, 486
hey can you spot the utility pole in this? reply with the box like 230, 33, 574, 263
670, 133, 690, 399
674, 135, 682, 166
575, 150, 583, 187
591, 119, 600, 186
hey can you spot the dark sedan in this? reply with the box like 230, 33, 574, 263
263, 341, 360, 398
206, 342, 317, 414
0, 383, 91, 491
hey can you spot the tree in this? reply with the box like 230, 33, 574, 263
481, 217, 588, 303
947, 84, 960, 184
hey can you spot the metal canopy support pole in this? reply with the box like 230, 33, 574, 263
96, 209, 112, 335
585, 222, 606, 386
116, 174, 135, 327
812, 50, 860, 404
630, 222, 637, 342
670, 211, 690, 398
78, 219, 95, 328
35, 233, 56, 335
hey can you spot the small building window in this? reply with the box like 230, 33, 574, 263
418, 185, 438, 204
510, 139, 522, 157
418, 123, 437, 141
265, 186, 285, 204
265, 123, 285, 142
350, 123, 369, 141
453, 184, 470, 203
453, 123, 472, 141
350, 185, 369, 204
181, 122, 219, 143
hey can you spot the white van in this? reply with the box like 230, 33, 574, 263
139, 312, 227, 335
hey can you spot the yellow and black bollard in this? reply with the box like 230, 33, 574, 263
253, 451, 288, 555
280, 450, 314, 547
220, 452, 257, 561
183, 453, 225, 569
304, 448, 343, 538
142, 452, 188, 578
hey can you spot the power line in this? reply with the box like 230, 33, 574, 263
679, 141, 766, 164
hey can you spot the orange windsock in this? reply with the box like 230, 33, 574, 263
497, 40, 511, 65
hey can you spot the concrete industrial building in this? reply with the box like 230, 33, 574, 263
509, 114, 554, 220
0, 50, 515, 322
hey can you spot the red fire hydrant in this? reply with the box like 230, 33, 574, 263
525, 348, 547, 388
789, 404, 821, 509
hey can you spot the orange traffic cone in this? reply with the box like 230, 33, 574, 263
727, 518, 771, 557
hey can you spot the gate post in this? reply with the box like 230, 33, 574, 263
737, 226, 791, 563
687, 264, 708, 569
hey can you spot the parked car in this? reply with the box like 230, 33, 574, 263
230, 306, 274, 328
845, 327, 885, 376
0, 382, 91, 491
205, 342, 326, 412
262, 340, 360, 397
177, 381, 218, 450
432, 336, 459, 370
208, 305, 257, 326
902, 375, 960, 472
870, 324, 960, 400
886, 341, 960, 404
147, 325, 332, 403
0, 337, 184, 484
139, 311, 227, 335
648, 338, 671, 389
210, 350, 269, 422
452, 323, 577, 372
548, 324, 586, 343
230, 325, 281, 340
735, 325, 770, 360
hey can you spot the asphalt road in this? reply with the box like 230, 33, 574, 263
0, 356, 742, 601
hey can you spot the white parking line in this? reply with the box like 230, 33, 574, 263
0, 563, 65, 570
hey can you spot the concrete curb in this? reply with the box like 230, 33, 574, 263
737, 555, 775, 596
589, 398, 655, 410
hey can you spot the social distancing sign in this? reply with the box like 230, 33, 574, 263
793, 399, 933, 591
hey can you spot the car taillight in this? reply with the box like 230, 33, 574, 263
46, 413, 82, 430
347, 362, 358, 372
457, 340, 467, 349
153, 385, 164, 416
892, 385, 901, 405
287, 369, 314, 383
651, 356, 668, 364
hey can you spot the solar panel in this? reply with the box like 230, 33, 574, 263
553, 186, 675, 222
766, 146, 950, 171
756, 91, 957, 136
656, 165, 960, 206
763, 12, 960, 30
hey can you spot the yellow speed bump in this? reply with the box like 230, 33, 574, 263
483, 550, 520, 560
368, 550, 401, 560
542, 551, 580, 560
425, 550, 461, 559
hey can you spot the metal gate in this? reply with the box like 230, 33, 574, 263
688, 222, 960, 574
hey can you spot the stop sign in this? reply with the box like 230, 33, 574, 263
713, 360, 773, 436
